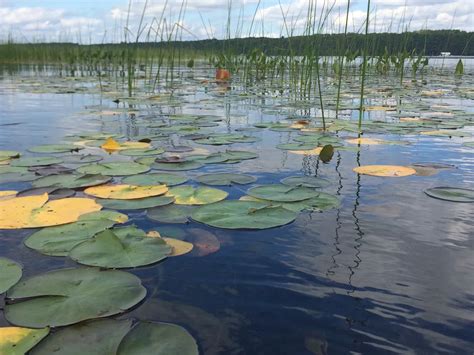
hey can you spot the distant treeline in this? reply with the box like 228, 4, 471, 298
0, 30, 472, 64
142, 30, 473, 56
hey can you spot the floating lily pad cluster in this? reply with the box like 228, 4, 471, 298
1, 63, 474, 353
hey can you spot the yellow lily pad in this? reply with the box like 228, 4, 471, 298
353, 165, 416, 177
0, 194, 102, 229
289, 147, 323, 155
101, 138, 150, 153
163, 237, 194, 256
0, 191, 17, 200
84, 185, 168, 200
146, 231, 193, 256
0, 327, 49, 354
346, 138, 385, 145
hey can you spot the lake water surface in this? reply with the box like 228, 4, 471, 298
0, 63, 473, 354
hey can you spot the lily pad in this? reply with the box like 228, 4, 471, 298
119, 148, 165, 156
11, 157, 63, 167
353, 165, 416, 177
277, 143, 317, 151
196, 173, 257, 186
117, 321, 198, 355
0, 191, 17, 200
241, 192, 340, 212
0, 172, 37, 184
0, 327, 49, 355
84, 184, 168, 200
28, 165, 74, 176
78, 162, 150, 176
152, 161, 203, 171
0, 150, 20, 159
28, 144, 83, 154
61, 154, 103, 164
163, 238, 194, 256
281, 176, 330, 188
424, 187, 474, 202
17, 187, 75, 200
247, 184, 319, 202
167, 186, 228, 205
69, 228, 171, 268
191, 200, 297, 229
78, 210, 129, 223
147, 205, 190, 224
123, 173, 188, 186
25, 219, 118, 256
101, 138, 150, 152
5, 268, 146, 327
32, 174, 112, 189
0, 258, 22, 294
31, 319, 132, 355
98, 195, 174, 210
0, 194, 102, 229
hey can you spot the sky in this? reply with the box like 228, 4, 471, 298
0, 0, 472, 43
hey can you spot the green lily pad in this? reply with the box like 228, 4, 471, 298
32, 174, 112, 189
98, 195, 174, 210
78, 210, 128, 223
192, 200, 297, 229
424, 187, 474, 202
196, 173, 257, 186
294, 135, 322, 143
11, 157, 63, 167
119, 148, 165, 156
221, 150, 258, 161
28, 144, 83, 154
167, 186, 228, 205
122, 173, 188, 186
61, 154, 103, 164
151, 161, 203, 171
77, 162, 150, 176
241, 192, 340, 211
0, 172, 37, 184
192, 153, 228, 164
281, 176, 330, 188
194, 137, 233, 145
247, 184, 319, 202
0, 327, 49, 355
0, 258, 22, 294
117, 322, 198, 355
69, 228, 171, 268
25, 219, 118, 256
147, 205, 190, 224
5, 268, 146, 327
31, 319, 133, 355
0, 166, 28, 174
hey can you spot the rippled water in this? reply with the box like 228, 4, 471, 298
0, 65, 473, 354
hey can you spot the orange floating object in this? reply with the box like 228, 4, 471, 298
215, 68, 231, 81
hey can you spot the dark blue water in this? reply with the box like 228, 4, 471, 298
1, 68, 474, 354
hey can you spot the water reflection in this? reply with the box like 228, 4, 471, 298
0, 66, 473, 354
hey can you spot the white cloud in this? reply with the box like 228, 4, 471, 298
0, 0, 472, 43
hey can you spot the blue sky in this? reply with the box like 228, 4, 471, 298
0, 0, 472, 43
